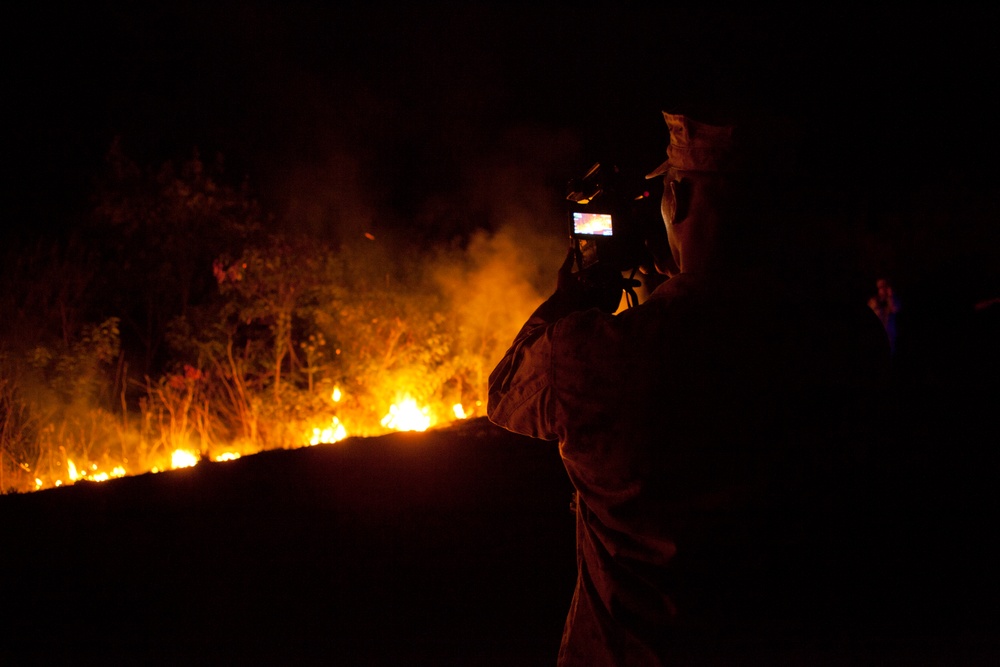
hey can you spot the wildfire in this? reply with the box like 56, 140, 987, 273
308, 389, 467, 444
21, 388, 473, 492
0, 192, 533, 497
310, 416, 348, 445
171, 450, 199, 469
65, 459, 128, 484
381, 396, 432, 432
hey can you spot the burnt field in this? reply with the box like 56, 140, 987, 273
3, 407, 999, 666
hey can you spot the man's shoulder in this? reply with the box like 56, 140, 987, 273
646, 273, 701, 301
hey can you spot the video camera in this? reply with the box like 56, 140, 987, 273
566, 162, 660, 276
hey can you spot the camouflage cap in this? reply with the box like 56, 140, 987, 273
645, 112, 739, 178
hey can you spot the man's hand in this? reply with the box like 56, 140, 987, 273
554, 248, 638, 314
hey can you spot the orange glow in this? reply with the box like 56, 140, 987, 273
310, 416, 348, 445
171, 449, 199, 469
62, 459, 127, 485
381, 396, 432, 432
21, 382, 477, 492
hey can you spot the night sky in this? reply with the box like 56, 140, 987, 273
4, 4, 999, 293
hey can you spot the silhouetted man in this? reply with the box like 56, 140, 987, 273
488, 112, 890, 665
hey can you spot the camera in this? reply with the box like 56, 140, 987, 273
566, 162, 659, 275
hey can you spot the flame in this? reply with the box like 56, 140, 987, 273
171, 449, 199, 469
63, 459, 128, 485
310, 416, 348, 445
23, 384, 474, 491
87, 467, 127, 482
381, 396, 432, 432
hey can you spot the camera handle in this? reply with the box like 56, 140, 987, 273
623, 268, 640, 309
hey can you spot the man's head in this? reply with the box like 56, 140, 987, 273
644, 113, 743, 275
645, 111, 793, 275
645, 113, 740, 179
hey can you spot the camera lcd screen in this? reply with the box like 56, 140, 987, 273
573, 212, 613, 236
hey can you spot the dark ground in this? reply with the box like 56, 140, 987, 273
2, 301, 999, 667
1, 419, 577, 666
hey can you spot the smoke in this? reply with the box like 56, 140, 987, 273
434, 224, 565, 374
416, 123, 582, 387
270, 106, 582, 350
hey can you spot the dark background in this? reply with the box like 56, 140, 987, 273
5, 5, 999, 268
5, 3, 997, 381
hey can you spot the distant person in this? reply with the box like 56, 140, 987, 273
488, 111, 891, 664
869, 278, 901, 353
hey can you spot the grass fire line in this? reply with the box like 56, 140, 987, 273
27, 388, 472, 491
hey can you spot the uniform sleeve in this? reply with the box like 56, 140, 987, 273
487, 291, 598, 441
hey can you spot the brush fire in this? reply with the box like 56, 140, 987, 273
0, 222, 557, 494
0, 147, 565, 495
4, 265, 527, 494
27, 388, 471, 491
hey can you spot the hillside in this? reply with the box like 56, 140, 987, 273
1, 418, 576, 666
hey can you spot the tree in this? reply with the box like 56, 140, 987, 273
213, 235, 328, 401
90, 139, 263, 378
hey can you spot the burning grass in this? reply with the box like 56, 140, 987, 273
0, 227, 557, 494
0, 146, 565, 493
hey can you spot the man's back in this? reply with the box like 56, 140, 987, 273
490, 270, 891, 663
